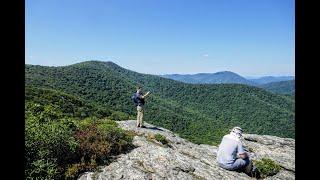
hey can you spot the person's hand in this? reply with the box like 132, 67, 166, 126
238, 152, 248, 159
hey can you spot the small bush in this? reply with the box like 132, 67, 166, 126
108, 111, 130, 121
154, 134, 169, 145
75, 117, 99, 129
254, 158, 281, 178
64, 162, 96, 179
26, 102, 134, 180
26, 159, 58, 180
25, 106, 78, 179
65, 163, 82, 179
69, 118, 134, 178
74, 124, 112, 164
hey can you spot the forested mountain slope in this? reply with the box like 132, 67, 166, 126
25, 61, 295, 144
258, 80, 295, 95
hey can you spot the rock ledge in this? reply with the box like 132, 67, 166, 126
79, 120, 295, 180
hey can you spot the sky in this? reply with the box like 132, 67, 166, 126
25, 0, 295, 77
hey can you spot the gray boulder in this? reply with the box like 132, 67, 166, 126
79, 120, 295, 180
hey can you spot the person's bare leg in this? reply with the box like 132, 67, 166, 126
140, 108, 144, 127
136, 106, 141, 127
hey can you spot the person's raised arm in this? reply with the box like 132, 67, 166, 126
142, 91, 150, 98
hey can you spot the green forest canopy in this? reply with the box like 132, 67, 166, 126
25, 61, 295, 145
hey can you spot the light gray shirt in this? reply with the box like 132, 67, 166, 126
216, 134, 245, 166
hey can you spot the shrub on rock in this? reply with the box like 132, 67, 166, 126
155, 134, 169, 145
254, 158, 281, 178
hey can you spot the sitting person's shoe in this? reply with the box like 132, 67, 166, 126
141, 125, 146, 128
250, 166, 260, 178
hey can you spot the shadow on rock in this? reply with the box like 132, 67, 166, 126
144, 126, 164, 131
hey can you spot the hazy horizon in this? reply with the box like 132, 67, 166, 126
25, 60, 294, 78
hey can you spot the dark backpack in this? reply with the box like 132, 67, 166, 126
131, 93, 139, 106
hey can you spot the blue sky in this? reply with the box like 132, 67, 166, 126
26, 0, 294, 77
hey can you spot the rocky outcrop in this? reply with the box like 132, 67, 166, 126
79, 120, 295, 180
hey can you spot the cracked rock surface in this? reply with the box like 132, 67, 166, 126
79, 120, 295, 180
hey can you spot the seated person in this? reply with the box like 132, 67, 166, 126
216, 127, 253, 174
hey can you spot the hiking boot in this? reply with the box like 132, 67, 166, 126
141, 125, 146, 128
251, 166, 260, 178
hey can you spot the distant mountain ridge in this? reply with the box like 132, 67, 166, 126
161, 71, 256, 85
248, 76, 294, 84
161, 72, 294, 95
162, 72, 294, 85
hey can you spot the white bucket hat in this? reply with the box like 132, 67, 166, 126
231, 126, 243, 138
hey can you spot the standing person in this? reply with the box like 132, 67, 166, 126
216, 127, 259, 177
133, 86, 150, 128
